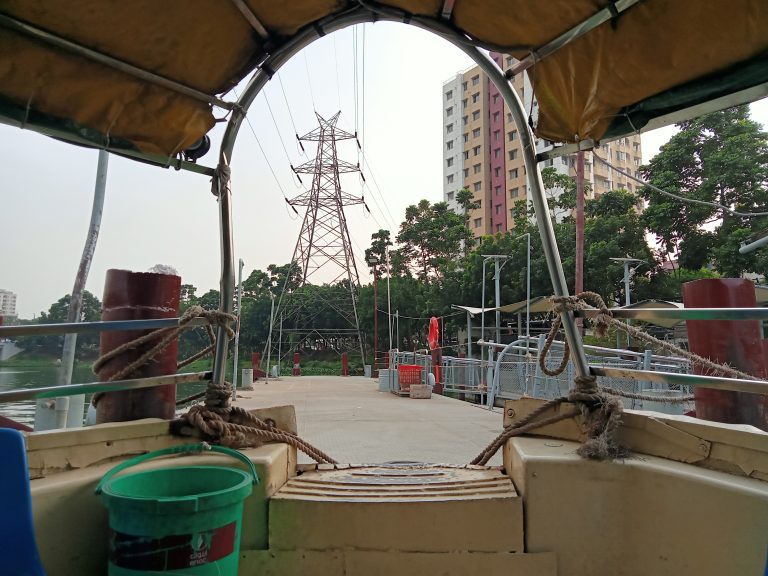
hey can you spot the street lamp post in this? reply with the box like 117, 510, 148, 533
512, 233, 531, 349
610, 257, 644, 348
232, 258, 244, 394
368, 257, 379, 377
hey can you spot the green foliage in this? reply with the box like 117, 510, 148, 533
14, 291, 102, 358
641, 105, 768, 276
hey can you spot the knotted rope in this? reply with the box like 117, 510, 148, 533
91, 304, 338, 463
180, 382, 338, 464
471, 289, 760, 466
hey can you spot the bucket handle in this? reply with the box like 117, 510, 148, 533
95, 443, 259, 495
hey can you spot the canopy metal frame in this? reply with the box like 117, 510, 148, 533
3, 2, 768, 407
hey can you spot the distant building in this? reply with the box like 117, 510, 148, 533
442, 54, 642, 238
0, 289, 18, 320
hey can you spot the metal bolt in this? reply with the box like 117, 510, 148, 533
506, 408, 516, 418
265, 418, 277, 428
699, 443, 709, 454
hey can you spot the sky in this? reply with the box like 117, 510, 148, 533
1, 22, 767, 319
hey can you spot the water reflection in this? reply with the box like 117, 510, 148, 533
0, 366, 209, 427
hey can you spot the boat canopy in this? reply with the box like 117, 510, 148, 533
1, 1, 767, 157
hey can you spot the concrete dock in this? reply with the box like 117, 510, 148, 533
233, 376, 504, 465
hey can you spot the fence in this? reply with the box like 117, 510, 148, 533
390, 338, 694, 415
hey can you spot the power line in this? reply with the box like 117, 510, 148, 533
276, 71, 306, 156
593, 151, 768, 218
263, 89, 301, 186
303, 51, 317, 112
333, 33, 342, 112
361, 154, 399, 230
233, 87, 299, 220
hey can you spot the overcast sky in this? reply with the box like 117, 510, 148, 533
1, 23, 767, 319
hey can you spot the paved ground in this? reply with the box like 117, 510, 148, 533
234, 376, 504, 466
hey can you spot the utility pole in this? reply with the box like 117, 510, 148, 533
610, 257, 644, 348
575, 150, 585, 332
232, 258, 244, 392
368, 257, 379, 377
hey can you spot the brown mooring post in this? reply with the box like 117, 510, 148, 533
682, 278, 768, 431
95, 269, 180, 423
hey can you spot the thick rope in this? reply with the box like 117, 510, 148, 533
180, 382, 337, 464
472, 291, 761, 466
93, 306, 234, 382
89, 304, 338, 463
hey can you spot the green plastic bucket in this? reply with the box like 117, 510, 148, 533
96, 444, 259, 575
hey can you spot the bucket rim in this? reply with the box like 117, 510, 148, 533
100, 465, 254, 514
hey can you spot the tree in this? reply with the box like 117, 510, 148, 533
456, 187, 480, 256
641, 105, 768, 277
14, 291, 102, 358
364, 229, 393, 276
397, 199, 472, 280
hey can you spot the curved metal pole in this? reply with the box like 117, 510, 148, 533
211, 5, 590, 382
461, 48, 590, 379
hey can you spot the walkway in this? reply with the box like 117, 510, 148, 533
234, 376, 503, 465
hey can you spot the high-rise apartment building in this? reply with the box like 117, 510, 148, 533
442, 55, 642, 238
0, 289, 17, 318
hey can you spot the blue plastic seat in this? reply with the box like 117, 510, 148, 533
0, 428, 46, 576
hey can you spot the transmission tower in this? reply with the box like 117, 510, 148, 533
269, 111, 367, 370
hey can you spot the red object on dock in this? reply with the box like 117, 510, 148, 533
251, 352, 266, 379
683, 278, 768, 431
397, 365, 422, 393
0, 415, 32, 432
95, 269, 180, 423
292, 352, 301, 376
431, 348, 443, 394
341, 352, 349, 376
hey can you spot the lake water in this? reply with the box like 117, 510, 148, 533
0, 365, 210, 427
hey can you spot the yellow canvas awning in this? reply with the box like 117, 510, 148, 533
1, 1, 767, 156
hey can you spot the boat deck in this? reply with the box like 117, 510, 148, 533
233, 376, 503, 466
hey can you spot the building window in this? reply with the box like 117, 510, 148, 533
472, 110, 480, 121
462, 98, 467, 109
493, 130, 500, 141
463, 168, 469, 178
508, 149, 518, 160
509, 168, 518, 179
496, 223, 502, 232
508, 130, 518, 142
472, 75, 480, 86
446, 106, 453, 117
509, 187, 519, 198
463, 133, 469, 143
446, 158, 454, 167
446, 141, 454, 150
447, 191, 454, 200
477, 199, 482, 208
492, 112, 500, 122
462, 115, 468, 126
472, 92, 480, 104
447, 174, 454, 184
474, 217, 482, 228
492, 93, 499, 104
473, 163, 482, 174
510, 208, 518, 218
446, 123, 453, 133
474, 182, 482, 192
494, 167, 501, 177
463, 151, 469, 160
472, 128, 481, 138
495, 185, 501, 195
495, 204, 501, 215
462, 81, 467, 91
507, 112, 513, 123
445, 90, 453, 100
473, 145, 481, 156
494, 148, 501, 158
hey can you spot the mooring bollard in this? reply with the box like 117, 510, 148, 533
341, 352, 349, 376
292, 352, 301, 376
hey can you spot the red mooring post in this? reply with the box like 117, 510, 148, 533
292, 352, 301, 376
682, 278, 768, 430
251, 352, 266, 379
341, 352, 349, 376
95, 269, 180, 423
431, 348, 443, 395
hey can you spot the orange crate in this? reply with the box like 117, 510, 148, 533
397, 364, 423, 392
